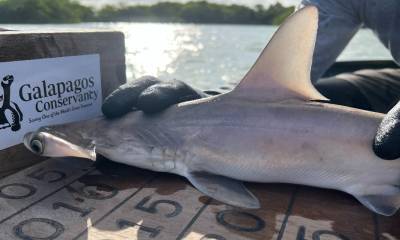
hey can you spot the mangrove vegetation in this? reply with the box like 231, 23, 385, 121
0, 0, 295, 25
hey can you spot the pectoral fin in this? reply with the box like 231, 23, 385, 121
186, 171, 260, 209
355, 192, 400, 216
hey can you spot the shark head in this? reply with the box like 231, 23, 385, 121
24, 126, 96, 161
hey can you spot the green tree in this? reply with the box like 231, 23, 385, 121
150, 2, 183, 22
0, 0, 294, 25
0, 0, 94, 23
96, 1, 294, 25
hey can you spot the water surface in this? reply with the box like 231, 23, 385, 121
0, 22, 391, 91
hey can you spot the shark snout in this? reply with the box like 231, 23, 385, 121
23, 132, 33, 144
23, 132, 44, 155
23, 132, 34, 150
23, 129, 97, 160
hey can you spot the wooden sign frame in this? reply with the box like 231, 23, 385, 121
0, 30, 126, 177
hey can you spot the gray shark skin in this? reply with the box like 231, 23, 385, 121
24, 7, 400, 216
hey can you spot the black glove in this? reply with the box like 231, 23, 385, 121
102, 76, 219, 118
374, 101, 400, 160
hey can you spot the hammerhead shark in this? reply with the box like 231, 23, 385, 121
24, 6, 400, 216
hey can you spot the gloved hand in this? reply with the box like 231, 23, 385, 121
374, 101, 400, 160
102, 76, 219, 118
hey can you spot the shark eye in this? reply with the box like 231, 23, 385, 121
30, 139, 44, 154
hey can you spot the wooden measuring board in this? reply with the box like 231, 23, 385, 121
0, 157, 398, 240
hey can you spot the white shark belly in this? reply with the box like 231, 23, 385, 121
204, 147, 400, 194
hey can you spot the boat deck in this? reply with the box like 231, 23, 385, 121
0, 157, 398, 240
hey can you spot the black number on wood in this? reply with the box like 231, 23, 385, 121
0, 183, 36, 199
67, 183, 118, 200
296, 226, 306, 240
117, 219, 163, 238
135, 196, 182, 218
53, 202, 94, 217
296, 226, 351, 240
201, 234, 226, 240
27, 168, 66, 183
216, 210, 265, 232
14, 218, 64, 240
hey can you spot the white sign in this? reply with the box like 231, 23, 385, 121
0, 54, 102, 150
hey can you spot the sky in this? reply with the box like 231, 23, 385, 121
78, 0, 301, 8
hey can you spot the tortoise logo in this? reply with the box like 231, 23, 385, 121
0, 75, 23, 132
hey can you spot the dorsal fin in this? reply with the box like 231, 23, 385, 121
229, 6, 327, 102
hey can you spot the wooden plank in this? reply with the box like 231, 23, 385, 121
0, 157, 399, 239
179, 183, 295, 240
0, 144, 39, 178
0, 157, 93, 223
377, 213, 400, 240
0, 31, 126, 99
77, 175, 205, 240
279, 187, 377, 240
0, 158, 155, 240
0, 30, 126, 178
